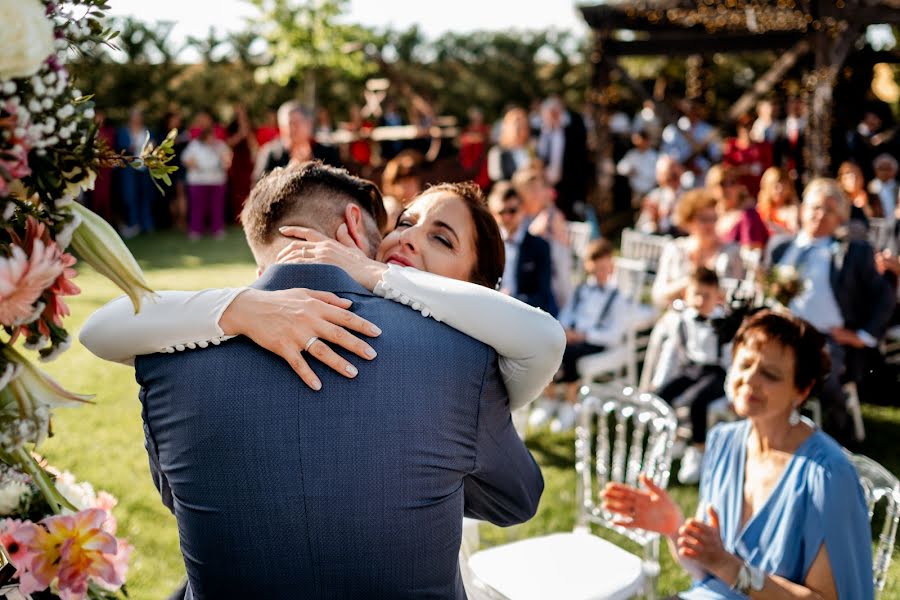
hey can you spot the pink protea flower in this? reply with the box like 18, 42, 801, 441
9, 508, 126, 600
0, 242, 62, 327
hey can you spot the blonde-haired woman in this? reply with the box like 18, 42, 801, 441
487, 107, 532, 183
757, 167, 799, 235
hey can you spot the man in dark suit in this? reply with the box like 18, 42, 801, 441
252, 101, 341, 182
133, 162, 543, 598
769, 177, 894, 443
536, 97, 589, 221
489, 181, 557, 315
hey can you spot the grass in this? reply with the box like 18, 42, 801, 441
33, 226, 900, 599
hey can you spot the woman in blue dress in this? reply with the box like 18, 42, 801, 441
602, 309, 874, 599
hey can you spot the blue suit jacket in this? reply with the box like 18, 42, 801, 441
514, 232, 558, 317
135, 265, 543, 599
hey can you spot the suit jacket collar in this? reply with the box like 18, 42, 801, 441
252, 264, 375, 296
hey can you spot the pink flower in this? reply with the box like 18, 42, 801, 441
0, 242, 61, 327
7, 508, 127, 600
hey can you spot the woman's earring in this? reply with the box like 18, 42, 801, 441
788, 404, 801, 426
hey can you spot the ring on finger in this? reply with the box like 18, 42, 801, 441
303, 336, 319, 353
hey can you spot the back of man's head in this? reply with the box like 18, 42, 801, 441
241, 161, 387, 268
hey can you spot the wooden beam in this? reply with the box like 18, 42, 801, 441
604, 32, 804, 56
727, 39, 811, 121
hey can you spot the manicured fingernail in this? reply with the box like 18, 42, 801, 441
365, 348, 377, 359
370, 325, 382, 336
311, 379, 322, 390
346, 365, 358, 377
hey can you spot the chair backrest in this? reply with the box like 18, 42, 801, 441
620, 229, 671, 273
847, 452, 900, 595
567, 221, 593, 264
613, 256, 649, 306
575, 384, 677, 547
868, 217, 893, 251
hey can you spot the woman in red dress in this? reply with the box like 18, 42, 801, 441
722, 114, 773, 198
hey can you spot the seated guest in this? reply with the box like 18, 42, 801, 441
489, 182, 557, 315
512, 165, 573, 308
488, 107, 533, 183
652, 189, 743, 309
530, 239, 629, 432
380, 150, 426, 231
636, 155, 684, 235
868, 153, 899, 225
651, 268, 730, 484
757, 166, 799, 236
252, 101, 341, 182
769, 178, 894, 443
603, 310, 875, 600
706, 164, 769, 250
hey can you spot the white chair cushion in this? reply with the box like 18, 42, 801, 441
468, 532, 644, 600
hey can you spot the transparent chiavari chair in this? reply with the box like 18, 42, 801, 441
468, 385, 677, 600
847, 452, 900, 596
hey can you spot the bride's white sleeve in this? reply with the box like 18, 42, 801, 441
373, 265, 566, 411
78, 288, 248, 365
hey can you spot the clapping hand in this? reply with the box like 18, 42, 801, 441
277, 225, 387, 292
601, 474, 683, 538
676, 505, 735, 577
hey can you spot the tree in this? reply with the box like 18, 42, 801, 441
246, 0, 375, 107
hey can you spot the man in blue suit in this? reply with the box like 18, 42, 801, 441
134, 162, 543, 599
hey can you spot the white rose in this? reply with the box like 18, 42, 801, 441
0, 0, 55, 80
0, 480, 29, 515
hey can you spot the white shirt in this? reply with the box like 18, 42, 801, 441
557, 279, 630, 347
781, 233, 844, 333
501, 225, 528, 296
681, 307, 726, 366
617, 148, 659, 197
78, 265, 566, 411
869, 178, 898, 224
182, 139, 228, 185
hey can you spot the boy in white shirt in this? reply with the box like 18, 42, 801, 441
529, 239, 630, 432
651, 267, 729, 484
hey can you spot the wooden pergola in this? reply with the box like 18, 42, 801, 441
579, 0, 900, 211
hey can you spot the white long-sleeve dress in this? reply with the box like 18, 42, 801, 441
79, 265, 566, 411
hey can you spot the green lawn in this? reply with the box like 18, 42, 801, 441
35, 227, 900, 599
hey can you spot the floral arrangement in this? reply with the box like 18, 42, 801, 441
762, 264, 805, 308
0, 1, 174, 598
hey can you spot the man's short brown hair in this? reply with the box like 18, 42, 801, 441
585, 238, 614, 262
241, 161, 387, 261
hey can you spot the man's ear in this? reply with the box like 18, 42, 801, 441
343, 204, 370, 254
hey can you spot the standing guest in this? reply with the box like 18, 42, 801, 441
513, 165, 573, 309
868, 153, 899, 225
345, 105, 373, 170
603, 310, 875, 600
253, 101, 340, 182
380, 150, 425, 230
115, 107, 156, 237
255, 109, 279, 148
650, 268, 729, 484
86, 109, 115, 224
314, 107, 333, 139
157, 110, 190, 231
536, 96, 589, 221
846, 109, 894, 181
487, 107, 532, 184
722, 114, 773, 198
636, 155, 684, 235
775, 97, 807, 191
617, 130, 659, 209
631, 99, 663, 146
661, 99, 722, 189
378, 98, 406, 161
757, 166, 799, 236
769, 178, 894, 443
182, 110, 232, 240
489, 182, 556, 315
706, 165, 769, 250
531, 238, 629, 432
226, 103, 257, 223
652, 189, 743, 309
750, 98, 780, 145
459, 107, 491, 189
